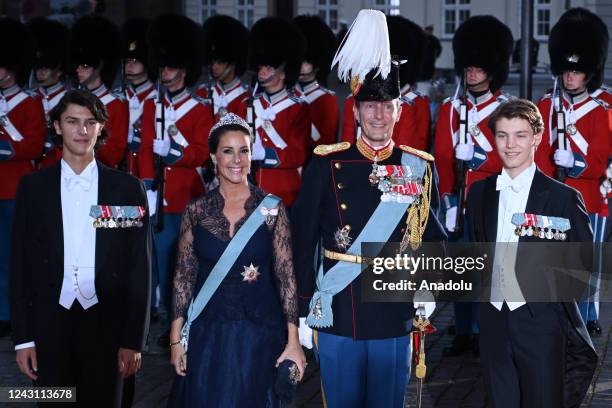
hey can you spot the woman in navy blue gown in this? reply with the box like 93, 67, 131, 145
167, 114, 305, 407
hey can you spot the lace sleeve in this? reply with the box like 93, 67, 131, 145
172, 201, 200, 321
272, 202, 299, 325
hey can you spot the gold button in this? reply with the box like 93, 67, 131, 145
334, 162, 342, 169
337, 182, 345, 189
340, 203, 348, 210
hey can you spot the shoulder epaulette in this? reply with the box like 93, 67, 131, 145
192, 94, 211, 105
412, 89, 426, 98
288, 94, 305, 104
318, 86, 336, 96
314, 141, 351, 156
110, 89, 125, 100
22, 89, 37, 98
399, 145, 434, 162
443, 95, 455, 104
497, 91, 513, 101
592, 97, 610, 110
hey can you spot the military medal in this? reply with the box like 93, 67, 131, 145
313, 298, 323, 320
108, 219, 117, 228
566, 123, 577, 135
260, 206, 279, 226
468, 124, 481, 137
511, 213, 570, 241
241, 263, 260, 283
263, 120, 272, 130
334, 225, 352, 251
545, 228, 554, 240
168, 124, 178, 136
0, 115, 8, 127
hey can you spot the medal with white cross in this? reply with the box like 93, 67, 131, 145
241, 263, 260, 283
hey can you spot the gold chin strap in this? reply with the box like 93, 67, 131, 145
400, 163, 432, 252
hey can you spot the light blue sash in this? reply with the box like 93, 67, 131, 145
306, 200, 410, 328
180, 194, 280, 349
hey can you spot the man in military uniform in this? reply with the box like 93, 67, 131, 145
71, 15, 128, 169
535, 8, 610, 336
121, 18, 157, 177
293, 15, 339, 147
197, 14, 249, 122
433, 16, 514, 356
0, 18, 46, 338
292, 10, 445, 407
341, 16, 431, 151
248, 17, 311, 207
139, 14, 213, 345
28, 17, 70, 168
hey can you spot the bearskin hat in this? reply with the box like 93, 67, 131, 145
202, 14, 248, 77
122, 18, 151, 66
0, 18, 34, 86
386, 15, 426, 87
148, 14, 203, 87
293, 15, 337, 86
248, 17, 306, 89
452, 15, 513, 92
549, 7, 609, 92
71, 15, 121, 88
28, 17, 70, 73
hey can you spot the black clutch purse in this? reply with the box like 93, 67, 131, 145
274, 359, 300, 403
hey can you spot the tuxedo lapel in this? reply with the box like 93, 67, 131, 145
483, 176, 499, 242
95, 161, 111, 276
48, 163, 64, 265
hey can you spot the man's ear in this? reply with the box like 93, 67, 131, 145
395, 103, 402, 123
53, 120, 62, 136
534, 131, 543, 148
352, 101, 360, 124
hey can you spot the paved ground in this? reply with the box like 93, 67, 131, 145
2, 300, 611, 408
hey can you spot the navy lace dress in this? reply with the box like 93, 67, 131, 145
167, 185, 298, 408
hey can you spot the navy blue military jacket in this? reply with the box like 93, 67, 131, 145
291, 142, 446, 340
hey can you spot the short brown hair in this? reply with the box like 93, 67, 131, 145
488, 98, 544, 135
50, 89, 109, 149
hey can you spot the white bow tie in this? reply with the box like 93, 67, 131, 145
65, 174, 93, 191
496, 173, 522, 193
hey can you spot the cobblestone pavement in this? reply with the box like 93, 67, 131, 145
2, 301, 610, 408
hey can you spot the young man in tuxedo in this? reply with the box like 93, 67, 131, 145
466, 98, 597, 407
10, 89, 151, 407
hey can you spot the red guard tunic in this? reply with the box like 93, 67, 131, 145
139, 88, 213, 214
536, 91, 610, 214
34, 82, 66, 168
294, 81, 339, 146
0, 84, 46, 199
434, 90, 510, 203
254, 88, 310, 207
341, 87, 431, 151
124, 81, 158, 177
196, 78, 248, 122
89, 84, 128, 168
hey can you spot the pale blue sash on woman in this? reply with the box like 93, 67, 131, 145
180, 194, 281, 351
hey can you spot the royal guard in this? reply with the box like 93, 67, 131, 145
139, 14, 213, 346
0, 18, 46, 338
341, 15, 430, 151
292, 10, 445, 406
71, 15, 128, 168
121, 18, 157, 177
534, 8, 610, 335
27, 17, 70, 168
433, 15, 513, 357
197, 14, 249, 122
248, 17, 310, 207
293, 15, 339, 146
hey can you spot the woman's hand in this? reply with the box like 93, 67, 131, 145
276, 342, 307, 381
170, 344, 187, 376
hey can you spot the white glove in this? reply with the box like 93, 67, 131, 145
413, 290, 436, 319
554, 149, 574, 168
455, 142, 474, 161
445, 206, 458, 233
146, 189, 157, 217
251, 133, 265, 161
298, 317, 313, 349
153, 138, 171, 157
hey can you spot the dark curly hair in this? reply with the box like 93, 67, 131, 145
50, 89, 109, 149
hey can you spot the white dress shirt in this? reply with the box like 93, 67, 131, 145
16, 159, 100, 351
490, 163, 536, 311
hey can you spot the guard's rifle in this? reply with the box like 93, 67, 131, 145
247, 74, 259, 184
451, 71, 469, 235
152, 74, 165, 232
555, 76, 568, 182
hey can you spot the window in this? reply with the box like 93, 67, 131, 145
317, 0, 338, 31
201, 0, 216, 21
534, 0, 551, 40
236, 0, 255, 28
371, 0, 400, 16
442, 0, 471, 38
